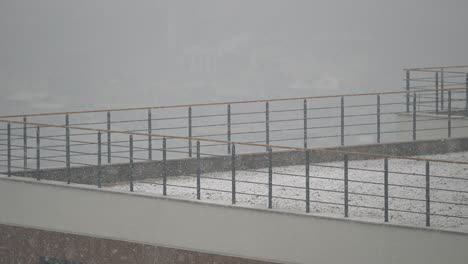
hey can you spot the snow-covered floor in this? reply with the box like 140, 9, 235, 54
112, 151, 468, 231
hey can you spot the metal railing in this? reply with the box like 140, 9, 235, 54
405, 65, 468, 115
1, 87, 467, 169
0, 106, 467, 229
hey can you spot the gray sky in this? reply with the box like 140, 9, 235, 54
1, 0, 468, 115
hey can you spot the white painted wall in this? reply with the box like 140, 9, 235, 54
1, 176, 467, 264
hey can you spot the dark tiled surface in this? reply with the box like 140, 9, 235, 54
0, 224, 279, 264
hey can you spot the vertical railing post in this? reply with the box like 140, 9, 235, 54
305, 149, 310, 213
107, 111, 111, 164
303, 100, 308, 148
384, 158, 389, 222
341, 97, 344, 146
465, 73, 468, 117
97, 131, 102, 188
377, 95, 381, 143
266, 102, 270, 150
425, 161, 431, 227
23, 116, 27, 177
231, 143, 236, 204
163, 137, 167, 196
196, 141, 201, 200
36, 126, 40, 181
406, 70, 410, 113
148, 109, 152, 160
129, 135, 134, 192
413, 93, 417, 140
344, 154, 348, 217
7, 123, 11, 177
227, 104, 231, 154
435, 72, 439, 114
188, 107, 192, 157
66, 114, 70, 184
441, 68, 445, 110
268, 147, 273, 209
448, 90, 452, 138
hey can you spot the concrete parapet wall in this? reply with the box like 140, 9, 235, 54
0, 176, 467, 264
10, 137, 468, 185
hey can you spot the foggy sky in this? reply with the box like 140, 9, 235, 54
1, 0, 468, 115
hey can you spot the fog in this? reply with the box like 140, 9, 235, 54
1, 0, 468, 115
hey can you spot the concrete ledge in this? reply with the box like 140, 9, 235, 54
10, 137, 468, 185
0, 176, 467, 264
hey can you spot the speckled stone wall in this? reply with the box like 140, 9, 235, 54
10, 137, 468, 185
0, 224, 279, 264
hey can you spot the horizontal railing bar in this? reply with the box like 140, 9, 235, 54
1, 87, 466, 119
2, 119, 468, 165
387, 208, 425, 215
430, 213, 468, 220
348, 204, 383, 211
231, 111, 265, 116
